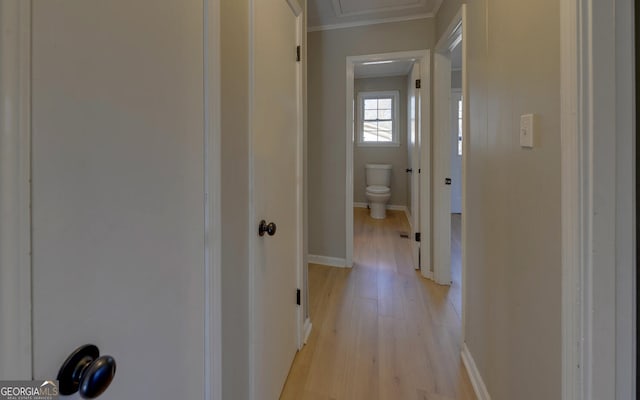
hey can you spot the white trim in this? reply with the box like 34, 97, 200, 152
353, 202, 408, 213
355, 71, 414, 80
0, 0, 32, 380
461, 343, 491, 400
560, 0, 636, 398
346, 50, 430, 273
303, 318, 312, 344
294, 11, 305, 352
460, 4, 468, 346
332, 0, 429, 18
308, 13, 432, 33
286, 0, 302, 16
560, 0, 581, 398
307, 255, 348, 268
203, 0, 222, 399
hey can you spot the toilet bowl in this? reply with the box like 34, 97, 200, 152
365, 164, 392, 219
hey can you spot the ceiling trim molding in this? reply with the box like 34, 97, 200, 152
431, 0, 445, 19
331, 0, 429, 18
355, 71, 412, 79
308, 13, 433, 32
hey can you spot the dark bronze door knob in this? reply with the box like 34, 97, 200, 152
57, 344, 116, 398
258, 220, 277, 236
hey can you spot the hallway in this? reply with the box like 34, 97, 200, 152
281, 208, 475, 400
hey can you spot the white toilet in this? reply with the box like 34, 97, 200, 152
365, 163, 392, 219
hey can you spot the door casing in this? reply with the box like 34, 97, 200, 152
345, 49, 431, 270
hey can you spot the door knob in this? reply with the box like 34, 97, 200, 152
258, 220, 277, 236
57, 344, 116, 398
406, 168, 413, 173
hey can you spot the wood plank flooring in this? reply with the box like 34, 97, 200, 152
280, 208, 476, 400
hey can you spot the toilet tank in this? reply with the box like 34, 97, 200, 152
365, 164, 392, 187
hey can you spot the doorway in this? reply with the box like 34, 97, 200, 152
345, 50, 431, 272
433, 5, 467, 322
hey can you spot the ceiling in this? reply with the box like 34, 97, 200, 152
354, 60, 415, 79
308, 0, 443, 31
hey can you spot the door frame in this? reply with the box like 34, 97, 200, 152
560, 0, 636, 398
247, 1, 304, 399
293, 4, 307, 351
0, 0, 32, 380
433, 6, 467, 288
345, 49, 431, 269
407, 62, 422, 271
0, 2, 223, 399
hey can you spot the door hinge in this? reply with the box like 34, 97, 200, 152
296, 45, 301, 62
296, 288, 301, 305
415, 232, 421, 242
415, 79, 421, 89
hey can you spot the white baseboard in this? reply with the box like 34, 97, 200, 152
307, 254, 348, 268
461, 343, 491, 400
303, 318, 312, 344
353, 202, 409, 213
403, 207, 411, 226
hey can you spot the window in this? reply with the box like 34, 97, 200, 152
357, 91, 399, 146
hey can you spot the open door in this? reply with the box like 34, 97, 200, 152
433, 50, 453, 285
407, 62, 421, 269
250, 0, 301, 399
30, 1, 214, 398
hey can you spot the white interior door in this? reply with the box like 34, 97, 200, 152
31, 1, 208, 399
407, 63, 420, 269
250, 1, 299, 399
432, 52, 452, 285
450, 90, 463, 213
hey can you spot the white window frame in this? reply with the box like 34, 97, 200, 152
356, 90, 400, 147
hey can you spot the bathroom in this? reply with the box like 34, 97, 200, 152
353, 67, 411, 220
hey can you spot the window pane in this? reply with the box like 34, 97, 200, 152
363, 122, 378, 141
378, 109, 392, 120
364, 99, 378, 110
378, 98, 392, 109
364, 110, 378, 120
377, 121, 392, 141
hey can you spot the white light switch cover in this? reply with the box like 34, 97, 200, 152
520, 114, 535, 148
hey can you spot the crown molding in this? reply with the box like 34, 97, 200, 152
308, 13, 433, 32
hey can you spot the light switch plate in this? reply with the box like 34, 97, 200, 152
520, 113, 535, 148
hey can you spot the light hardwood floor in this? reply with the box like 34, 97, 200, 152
280, 208, 476, 400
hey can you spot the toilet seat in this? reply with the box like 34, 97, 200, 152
366, 185, 390, 194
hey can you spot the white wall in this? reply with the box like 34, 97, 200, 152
437, 0, 562, 399
308, 18, 435, 259
353, 76, 408, 206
